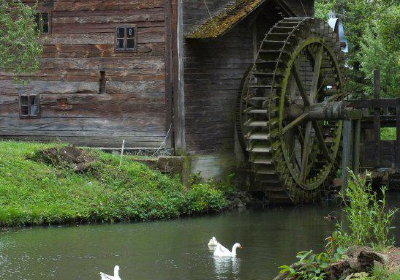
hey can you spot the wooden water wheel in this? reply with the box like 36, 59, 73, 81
238, 18, 346, 204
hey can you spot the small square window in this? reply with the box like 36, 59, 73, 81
19, 95, 40, 118
115, 26, 137, 52
35, 12, 51, 34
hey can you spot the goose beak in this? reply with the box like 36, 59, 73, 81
239, 245, 243, 249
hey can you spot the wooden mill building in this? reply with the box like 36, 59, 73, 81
0, 0, 314, 179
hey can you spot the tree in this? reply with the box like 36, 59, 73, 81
0, 0, 43, 79
315, 0, 400, 98
359, 5, 399, 97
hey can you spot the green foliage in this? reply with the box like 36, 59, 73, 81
315, 0, 399, 98
330, 172, 398, 251
359, 5, 400, 98
0, 0, 43, 79
184, 183, 228, 215
339, 267, 400, 279
381, 128, 397, 141
0, 141, 228, 227
372, 266, 400, 280
345, 272, 370, 279
279, 248, 345, 280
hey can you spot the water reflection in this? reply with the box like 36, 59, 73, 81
213, 256, 241, 279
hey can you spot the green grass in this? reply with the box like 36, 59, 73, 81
0, 141, 228, 227
372, 266, 400, 280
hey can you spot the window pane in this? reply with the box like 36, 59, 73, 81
35, 14, 41, 31
42, 13, 48, 23
21, 96, 28, 106
127, 27, 135, 38
43, 23, 49, 34
21, 106, 29, 116
127, 39, 135, 49
31, 105, 38, 116
29, 96, 37, 106
117, 28, 125, 38
117, 39, 124, 49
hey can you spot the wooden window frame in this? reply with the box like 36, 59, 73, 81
35, 11, 52, 35
19, 95, 41, 119
115, 25, 138, 52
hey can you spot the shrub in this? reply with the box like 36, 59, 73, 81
184, 183, 228, 215
279, 249, 345, 280
330, 171, 397, 251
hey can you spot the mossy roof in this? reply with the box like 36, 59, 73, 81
186, 0, 266, 39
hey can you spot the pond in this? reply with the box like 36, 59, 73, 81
1, 193, 399, 280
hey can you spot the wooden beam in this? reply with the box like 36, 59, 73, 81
300, 121, 312, 183
312, 121, 331, 163
373, 70, 381, 168
349, 98, 400, 109
282, 112, 309, 135
310, 46, 323, 102
173, 0, 186, 153
342, 120, 352, 190
291, 65, 311, 106
396, 100, 400, 171
352, 119, 361, 175
165, 0, 174, 148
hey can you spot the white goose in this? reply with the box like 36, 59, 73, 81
208, 237, 218, 247
213, 242, 243, 257
100, 265, 122, 280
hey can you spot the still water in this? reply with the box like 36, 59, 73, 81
1, 194, 399, 280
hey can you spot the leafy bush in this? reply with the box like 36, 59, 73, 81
184, 183, 228, 214
279, 249, 345, 280
330, 171, 398, 251
0, 0, 43, 78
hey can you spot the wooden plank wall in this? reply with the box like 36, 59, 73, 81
281, 0, 314, 16
0, 0, 169, 148
361, 141, 397, 169
182, 1, 283, 155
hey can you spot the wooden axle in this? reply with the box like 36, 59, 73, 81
286, 101, 360, 121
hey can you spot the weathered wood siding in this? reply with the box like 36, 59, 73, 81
361, 141, 397, 169
281, 0, 314, 16
0, 0, 170, 148
182, 1, 287, 155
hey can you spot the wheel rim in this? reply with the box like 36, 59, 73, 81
239, 17, 346, 204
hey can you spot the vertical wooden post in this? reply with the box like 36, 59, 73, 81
173, 0, 186, 153
342, 120, 352, 190
374, 70, 381, 168
396, 99, 400, 171
164, 0, 174, 148
352, 119, 361, 175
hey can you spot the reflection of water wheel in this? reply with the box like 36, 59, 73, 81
239, 18, 346, 204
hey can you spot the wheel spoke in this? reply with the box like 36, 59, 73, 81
310, 46, 323, 102
324, 93, 343, 104
291, 65, 310, 106
297, 126, 305, 146
312, 121, 332, 162
300, 121, 312, 183
282, 112, 309, 135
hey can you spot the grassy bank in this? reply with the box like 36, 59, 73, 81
0, 141, 228, 227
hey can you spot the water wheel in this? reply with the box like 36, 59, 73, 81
238, 18, 346, 204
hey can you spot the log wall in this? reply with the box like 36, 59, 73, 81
182, 1, 286, 155
0, 0, 170, 148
